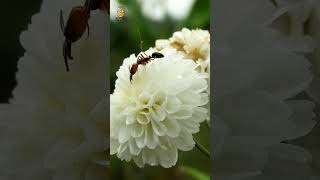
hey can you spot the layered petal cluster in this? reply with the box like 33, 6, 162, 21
156, 28, 210, 73
156, 28, 211, 124
110, 48, 209, 168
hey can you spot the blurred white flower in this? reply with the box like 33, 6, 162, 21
270, 1, 320, 178
238, 143, 314, 180
110, 0, 126, 22
110, 0, 120, 21
156, 28, 210, 71
137, 0, 195, 21
110, 48, 209, 168
0, 0, 108, 179
212, 0, 316, 179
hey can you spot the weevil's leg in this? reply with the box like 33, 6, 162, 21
60, 10, 65, 34
63, 40, 70, 72
67, 40, 74, 60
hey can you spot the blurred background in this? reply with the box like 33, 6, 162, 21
110, 0, 210, 179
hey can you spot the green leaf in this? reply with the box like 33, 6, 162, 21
180, 166, 210, 180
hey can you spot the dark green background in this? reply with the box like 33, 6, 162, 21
0, 1, 42, 102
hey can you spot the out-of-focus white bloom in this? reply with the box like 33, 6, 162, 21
110, 0, 127, 22
211, 0, 316, 179
110, 48, 209, 168
137, 0, 195, 21
270, 1, 320, 177
0, 0, 108, 179
110, 0, 120, 21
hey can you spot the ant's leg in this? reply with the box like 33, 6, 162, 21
63, 41, 70, 72
67, 40, 74, 60
106, 0, 110, 14
84, 0, 92, 14
60, 10, 65, 34
63, 40, 66, 57
137, 55, 143, 64
142, 52, 148, 58
129, 65, 133, 83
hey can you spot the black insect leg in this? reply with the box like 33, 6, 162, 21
60, 10, 65, 34
67, 40, 74, 60
63, 40, 70, 72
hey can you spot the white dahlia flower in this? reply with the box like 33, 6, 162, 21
110, 48, 209, 168
156, 28, 210, 124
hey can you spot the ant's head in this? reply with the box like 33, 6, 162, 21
151, 52, 164, 58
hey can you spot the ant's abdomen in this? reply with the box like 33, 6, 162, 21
65, 7, 88, 42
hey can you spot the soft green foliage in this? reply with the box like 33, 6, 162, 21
180, 166, 210, 180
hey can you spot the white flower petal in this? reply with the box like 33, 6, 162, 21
151, 119, 167, 136
163, 118, 181, 137
130, 123, 144, 138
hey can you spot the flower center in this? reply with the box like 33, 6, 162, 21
135, 94, 166, 125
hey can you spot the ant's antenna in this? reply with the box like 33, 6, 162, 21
137, 28, 143, 52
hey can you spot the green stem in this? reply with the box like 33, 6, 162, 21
195, 141, 210, 158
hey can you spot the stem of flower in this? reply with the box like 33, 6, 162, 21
195, 141, 210, 158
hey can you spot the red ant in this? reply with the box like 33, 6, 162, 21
60, 0, 109, 72
129, 30, 164, 83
